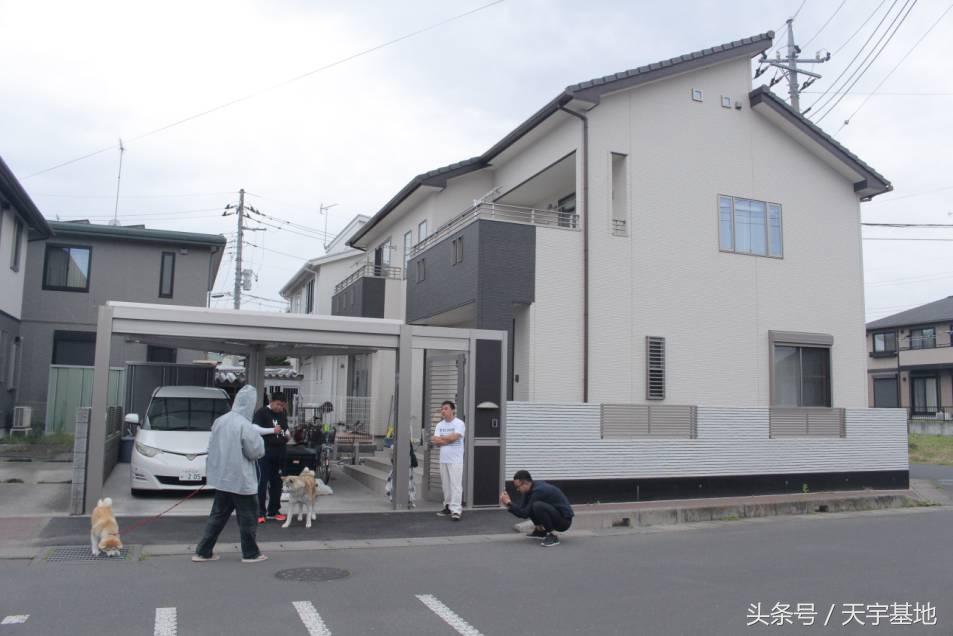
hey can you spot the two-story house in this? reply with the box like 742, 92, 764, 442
19, 220, 226, 430
0, 155, 53, 432
866, 296, 953, 417
346, 31, 890, 414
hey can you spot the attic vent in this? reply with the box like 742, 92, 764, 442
646, 337, 665, 400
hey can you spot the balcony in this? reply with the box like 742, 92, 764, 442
331, 263, 402, 319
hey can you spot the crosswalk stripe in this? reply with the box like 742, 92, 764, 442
1, 616, 29, 625
416, 594, 484, 636
154, 607, 177, 636
293, 601, 332, 636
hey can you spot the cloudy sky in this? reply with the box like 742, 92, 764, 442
1, 0, 950, 318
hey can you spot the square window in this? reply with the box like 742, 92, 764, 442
43, 245, 92, 291
691, 88, 704, 102
718, 195, 782, 259
721, 95, 732, 108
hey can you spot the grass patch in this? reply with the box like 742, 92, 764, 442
0, 431, 74, 446
908, 433, 953, 466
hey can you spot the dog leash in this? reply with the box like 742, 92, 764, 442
120, 485, 207, 536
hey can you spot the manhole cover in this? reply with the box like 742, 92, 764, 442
46, 546, 133, 562
275, 567, 350, 582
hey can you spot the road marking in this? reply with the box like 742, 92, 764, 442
416, 594, 484, 636
292, 601, 331, 636
1, 616, 29, 625
154, 607, 177, 636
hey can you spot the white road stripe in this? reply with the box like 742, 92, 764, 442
416, 594, 484, 636
1, 615, 29, 625
154, 607, 177, 636
293, 601, 332, 636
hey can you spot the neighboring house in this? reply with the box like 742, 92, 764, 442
0, 155, 53, 431
866, 296, 953, 416
346, 31, 891, 414
19, 220, 226, 429
279, 215, 404, 437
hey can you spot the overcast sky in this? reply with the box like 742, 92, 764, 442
1, 0, 950, 319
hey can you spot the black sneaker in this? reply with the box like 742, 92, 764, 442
526, 529, 548, 539
436, 506, 451, 517
540, 533, 560, 547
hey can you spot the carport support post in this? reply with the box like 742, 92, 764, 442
85, 305, 114, 514
393, 324, 412, 508
247, 345, 266, 406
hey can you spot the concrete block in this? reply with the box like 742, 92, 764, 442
636, 509, 679, 527
743, 503, 777, 518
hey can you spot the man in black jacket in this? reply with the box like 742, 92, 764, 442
500, 470, 573, 547
253, 392, 289, 523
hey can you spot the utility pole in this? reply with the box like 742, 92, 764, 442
233, 189, 245, 309
757, 18, 830, 113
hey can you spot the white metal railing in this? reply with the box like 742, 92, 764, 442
408, 202, 579, 259
334, 263, 402, 295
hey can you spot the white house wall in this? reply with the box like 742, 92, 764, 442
506, 402, 907, 480
581, 57, 868, 407
0, 210, 27, 320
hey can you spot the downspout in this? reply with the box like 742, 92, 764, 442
559, 105, 589, 402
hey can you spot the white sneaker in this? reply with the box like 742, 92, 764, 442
191, 554, 220, 562
241, 554, 269, 564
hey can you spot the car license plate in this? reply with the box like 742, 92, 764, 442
179, 472, 203, 482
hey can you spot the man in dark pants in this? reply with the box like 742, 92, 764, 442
500, 469, 574, 547
254, 392, 289, 524
193, 385, 268, 563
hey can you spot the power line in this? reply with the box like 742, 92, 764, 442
836, 1, 953, 133
802, 0, 847, 48
832, 0, 890, 54
863, 222, 953, 227
863, 237, 953, 241
244, 240, 311, 262
24, 0, 505, 179
873, 184, 953, 202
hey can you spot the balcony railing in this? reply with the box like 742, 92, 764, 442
408, 202, 579, 259
908, 406, 953, 421
333, 263, 402, 295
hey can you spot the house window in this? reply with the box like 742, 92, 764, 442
872, 331, 897, 354
719, 195, 782, 258
451, 237, 464, 265
403, 230, 413, 264
43, 245, 92, 292
418, 220, 429, 242
10, 218, 23, 272
610, 153, 628, 236
52, 330, 96, 366
159, 251, 175, 298
910, 327, 936, 350
305, 279, 315, 314
770, 331, 832, 407
416, 258, 426, 283
911, 376, 939, 415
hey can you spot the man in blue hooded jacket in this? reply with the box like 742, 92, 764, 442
500, 469, 573, 547
193, 385, 268, 563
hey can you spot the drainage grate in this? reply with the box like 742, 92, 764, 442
275, 567, 350, 582
45, 546, 134, 562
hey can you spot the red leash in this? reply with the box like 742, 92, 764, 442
120, 485, 207, 536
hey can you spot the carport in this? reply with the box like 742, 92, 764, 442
80, 301, 507, 515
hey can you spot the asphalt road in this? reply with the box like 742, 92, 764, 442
2, 507, 950, 635
911, 463, 953, 494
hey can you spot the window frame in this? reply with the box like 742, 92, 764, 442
418, 220, 429, 242
158, 251, 176, 298
416, 258, 426, 283
305, 278, 315, 314
769, 331, 833, 408
872, 330, 897, 355
451, 236, 464, 266
718, 194, 783, 259
403, 230, 413, 265
42, 244, 93, 292
909, 326, 937, 350
910, 374, 940, 415
10, 217, 23, 272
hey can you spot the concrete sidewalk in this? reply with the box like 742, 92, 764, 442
0, 484, 941, 560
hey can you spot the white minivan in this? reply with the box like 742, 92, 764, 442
128, 386, 231, 494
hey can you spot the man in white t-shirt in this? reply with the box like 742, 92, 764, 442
431, 400, 465, 521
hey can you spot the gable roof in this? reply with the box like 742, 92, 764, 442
48, 221, 227, 247
349, 32, 775, 248
867, 296, 953, 331
0, 155, 52, 239
749, 86, 891, 200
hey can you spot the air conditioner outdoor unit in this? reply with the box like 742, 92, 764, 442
11, 406, 32, 436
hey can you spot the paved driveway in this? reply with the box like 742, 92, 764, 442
911, 463, 953, 493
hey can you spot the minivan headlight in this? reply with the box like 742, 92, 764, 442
135, 442, 160, 458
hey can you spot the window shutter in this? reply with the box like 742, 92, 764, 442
646, 336, 665, 400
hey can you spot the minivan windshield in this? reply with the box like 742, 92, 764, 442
145, 397, 230, 431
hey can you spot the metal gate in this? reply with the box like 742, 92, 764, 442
421, 351, 466, 502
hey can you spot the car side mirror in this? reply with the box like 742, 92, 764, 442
124, 414, 140, 425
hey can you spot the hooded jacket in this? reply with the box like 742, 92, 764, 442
205, 385, 265, 495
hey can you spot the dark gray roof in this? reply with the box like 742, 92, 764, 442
867, 296, 953, 331
48, 221, 227, 247
749, 86, 891, 200
350, 32, 776, 248
0, 155, 52, 239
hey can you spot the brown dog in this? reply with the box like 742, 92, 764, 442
281, 467, 317, 528
90, 497, 123, 557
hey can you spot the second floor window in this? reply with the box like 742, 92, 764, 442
159, 252, 175, 298
305, 279, 315, 314
43, 244, 92, 292
403, 230, 413, 264
719, 195, 782, 258
418, 220, 429, 242
10, 218, 23, 272
872, 331, 897, 353
910, 327, 936, 350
